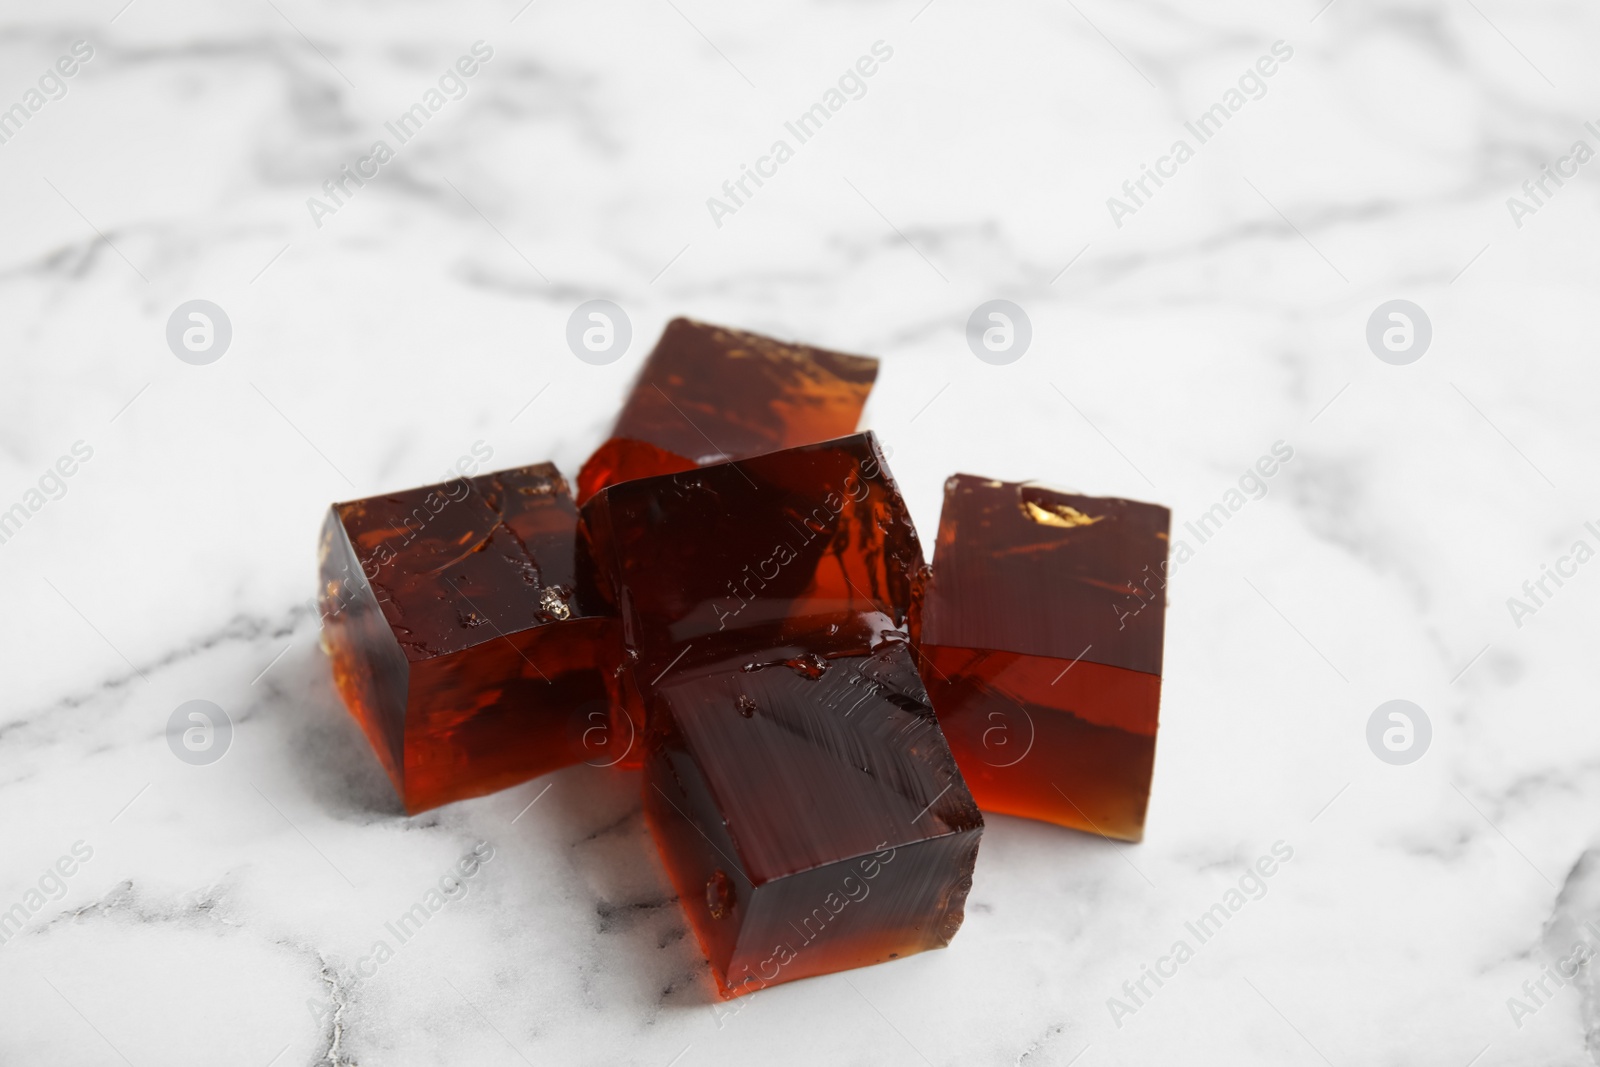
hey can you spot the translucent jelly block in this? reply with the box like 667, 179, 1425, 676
579, 432, 925, 739
317, 463, 621, 813
644, 639, 981, 997
574, 438, 698, 509
575, 318, 878, 504
914, 476, 1170, 842
578, 433, 982, 993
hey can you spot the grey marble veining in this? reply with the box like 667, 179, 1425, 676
2, 0, 1598, 1064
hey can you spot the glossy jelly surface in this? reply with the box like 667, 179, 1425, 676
915, 475, 1170, 841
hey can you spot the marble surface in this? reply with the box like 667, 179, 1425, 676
3, 0, 1599, 1063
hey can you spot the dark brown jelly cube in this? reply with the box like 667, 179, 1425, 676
578, 433, 982, 994
645, 639, 981, 997
914, 475, 1170, 841
318, 463, 621, 813
578, 432, 924, 736
575, 318, 878, 504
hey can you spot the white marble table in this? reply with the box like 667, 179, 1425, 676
3, 1, 1598, 1063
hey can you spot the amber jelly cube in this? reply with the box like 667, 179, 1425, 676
914, 476, 1170, 842
318, 463, 622, 813
575, 318, 878, 504
647, 638, 981, 997
578, 432, 925, 741
578, 433, 982, 994
579, 429, 920, 769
